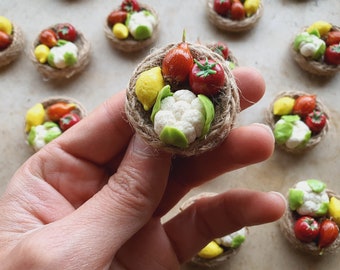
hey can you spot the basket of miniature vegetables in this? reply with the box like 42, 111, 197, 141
206, 41, 239, 70
292, 21, 340, 76
125, 33, 240, 157
280, 179, 340, 256
30, 23, 91, 80
180, 192, 248, 267
104, 0, 159, 53
0, 16, 24, 68
265, 91, 329, 154
25, 96, 87, 152
206, 0, 263, 33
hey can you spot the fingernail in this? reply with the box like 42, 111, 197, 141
269, 191, 287, 208
251, 123, 274, 140
132, 134, 159, 157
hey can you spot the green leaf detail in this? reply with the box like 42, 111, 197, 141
160, 126, 188, 148
307, 179, 326, 193
288, 189, 304, 211
151, 85, 173, 123
198, 94, 215, 137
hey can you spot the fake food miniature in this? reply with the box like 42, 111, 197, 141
31, 23, 91, 80
105, 0, 159, 52
0, 16, 24, 68
292, 21, 340, 76
25, 97, 86, 152
206, 41, 238, 70
125, 35, 240, 156
280, 179, 340, 255
207, 0, 263, 32
266, 91, 329, 154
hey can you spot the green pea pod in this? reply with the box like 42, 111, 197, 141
198, 94, 215, 137
151, 85, 173, 123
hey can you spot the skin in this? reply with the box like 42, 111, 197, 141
0, 67, 286, 269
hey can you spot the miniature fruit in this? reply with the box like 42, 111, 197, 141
197, 241, 224, 259
294, 216, 320, 243
318, 219, 339, 249
230, 1, 245, 20
113, 23, 129, 39
0, 30, 12, 51
46, 102, 77, 121
59, 113, 81, 131
107, 10, 128, 27
305, 110, 327, 134
34, 44, 50, 64
0, 16, 12, 35
135, 66, 165, 111
213, 0, 231, 17
326, 31, 340, 46
244, 0, 260, 17
162, 34, 194, 84
307, 21, 332, 37
189, 58, 225, 96
56, 23, 77, 42
292, 95, 316, 117
210, 41, 229, 60
272, 97, 295, 115
121, 0, 140, 12
324, 44, 340, 66
25, 103, 46, 132
39, 29, 58, 48
329, 197, 340, 226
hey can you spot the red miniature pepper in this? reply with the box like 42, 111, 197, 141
121, 0, 140, 12
318, 219, 339, 250
47, 102, 77, 121
56, 23, 77, 42
324, 44, 340, 66
59, 112, 81, 131
305, 110, 327, 134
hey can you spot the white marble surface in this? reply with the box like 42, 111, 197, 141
1, 0, 340, 269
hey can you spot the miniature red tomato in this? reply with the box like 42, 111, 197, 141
318, 219, 339, 249
294, 216, 320, 243
326, 31, 340, 46
39, 29, 58, 48
59, 113, 81, 131
324, 44, 340, 66
230, 1, 245, 20
305, 110, 327, 134
292, 95, 316, 117
213, 0, 231, 17
107, 10, 128, 27
210, 41, 229, 60
47, 102, 77, 121
56, 23, 77, 42
0, 30, 12, 51
189, 58, 226, 96
121, 0, 140, 12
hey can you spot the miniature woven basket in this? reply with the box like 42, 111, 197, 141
0, 23, 25, 68
205, 42, 239, 67
279, 189, 340, 256
125, 42, 240, 156
180, 192, 247, 267
206, 0, 263, 32
265, 91, 330, 154
104, 4, 159, 53
25, 96, 87, 152
291, 25, 340, 76
30, 25, 91, 80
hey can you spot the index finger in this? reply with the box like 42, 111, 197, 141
57, 67, 265, 164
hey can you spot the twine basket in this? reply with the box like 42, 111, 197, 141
180, 192, 247, 267
0, 23, 25, 68
279, 189, 340, 256
104, 4, 159, 53
206, 0, 263, 32
125, 42, 240, 156
30, 24, 91, 80
291, 25, 340, 76
25, 96, 87, 152
265, 91, 330, 154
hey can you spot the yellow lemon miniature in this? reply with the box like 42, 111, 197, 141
329, 197, 340, 226
25, 103, 45, 132
244, 0, 260, 17
34, 44, 50, 64
113, 23, 129, 40
197, 241, 224, 259
307, 21, 332, 36
0, 16, 12, 35
135, 66, 165, 111
273, 97, 295, 115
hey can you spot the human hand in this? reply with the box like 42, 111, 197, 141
0, 67, 286, 269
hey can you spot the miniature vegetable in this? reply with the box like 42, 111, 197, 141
27, 121, 62, 151
324, 44, 340, 66
107, 10, 128, 27
189, 58, 225, 96
0, 30, 12, 51
230, 0, 245, 20
318, 219, 339, 250
294, 216, 320, 243
121, 0, 140, 12
305, 110, 327, 134
56, 23, 77, 42
126, 10, 156, 40
213, 0, 231, 16
39, 29, 58, 48
326, 31, 340, 46
307, 21, 332, 37
294, 32, 326, 61
47, 40, 78, 69
215, 227, 246, 248
59, 113, 81, 131
210, 41, 229, 60
292, 95, 316, 117
46, 102, 77, 121
288, 179, 329, 217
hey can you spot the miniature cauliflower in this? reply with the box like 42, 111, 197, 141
294, 32, 326, 60
47, 40, 78, 69
288, 179, 329, 217
151, 85, 214, 148
127, 10, 156, 40
215, 227, 247, 248
27, 121, 62, 151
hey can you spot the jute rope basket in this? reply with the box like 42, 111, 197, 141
30, 24, 91, 80
0, 23, 25, 68
206, 0, 263, 32
180, 192, 247, 267
279, 189, 340, 256
25, 96, 87, 152
265, 91, 330, 154
104, 4, 160, 53
125, 42, 240, 156
291, 25, 340, 76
